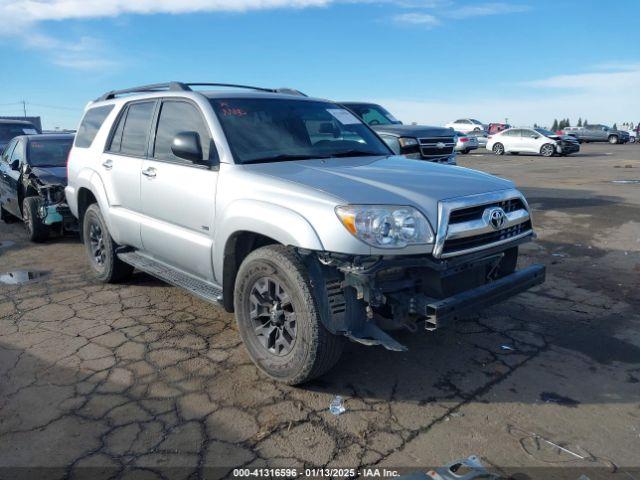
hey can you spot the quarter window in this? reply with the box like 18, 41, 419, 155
75, 105, 114, 148
153, 101, 211, 162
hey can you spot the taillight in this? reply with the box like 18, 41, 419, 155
460, 137, 469, 142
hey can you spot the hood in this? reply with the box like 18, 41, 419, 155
371, 124, 454, 138
28, 166, 67, 186
246, 155, 514, 223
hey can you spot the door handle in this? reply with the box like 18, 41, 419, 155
102, 159, 113, 170
142, 167, 157, 178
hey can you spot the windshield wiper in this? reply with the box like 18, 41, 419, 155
242, 153, 330, 164
327, 149, 384, 158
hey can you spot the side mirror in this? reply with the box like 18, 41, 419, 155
171, 131, 206, 164
10, 159, 20, 170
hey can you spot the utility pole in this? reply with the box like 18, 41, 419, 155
22, 100, 27, 117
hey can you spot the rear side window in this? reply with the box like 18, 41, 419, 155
107, 101, 155, 157
75, 105, 114, 148
153, 101, 211, 162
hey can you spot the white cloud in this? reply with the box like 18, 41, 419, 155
392, 12, 439, 26
446, 2, 530, 19
523, 64, 640, 91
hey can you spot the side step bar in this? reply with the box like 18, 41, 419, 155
117, 251, 223, 305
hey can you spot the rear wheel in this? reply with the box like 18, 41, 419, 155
492, 143, 504, 155
608, 135, 619, 144
22, 197, 49, 242
234, 245, 344, 385
82, 204, 133, 283
540, 143, 555, 157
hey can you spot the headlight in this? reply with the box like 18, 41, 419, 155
335, 205, 434, 248
398, 137, 418, 148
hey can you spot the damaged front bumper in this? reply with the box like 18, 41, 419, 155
304, 242, 546, 352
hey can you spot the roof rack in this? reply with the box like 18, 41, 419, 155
96, 82, 307, 101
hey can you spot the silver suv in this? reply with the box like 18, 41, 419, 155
66, 82, 545, 384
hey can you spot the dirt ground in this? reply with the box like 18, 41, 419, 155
1, 143, 639, 480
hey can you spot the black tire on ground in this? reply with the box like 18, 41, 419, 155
82, 203, 133, 283
1, 204, 17, 223
234, 245, 345, 385
461, 149, 469, 154
540, 143, 555, 157
22, 197, 49, 242
608, 135, 618, 144
492, 143, 504, 155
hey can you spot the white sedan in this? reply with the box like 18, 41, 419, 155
486, 127, 580, 157
445, 118, 486, 133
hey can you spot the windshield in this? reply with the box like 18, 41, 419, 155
0, 123, 38, 142
341, 103, 402, 126
27, 139, 73, 167
210, 98, 391, 164
534, 128, 557, 137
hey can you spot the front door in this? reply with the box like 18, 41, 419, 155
1, 139, 25, 217
99, 100, 157, 249
140, 99, 218, 280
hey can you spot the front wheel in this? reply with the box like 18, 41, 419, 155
608, 135, 619, 144
234, 245, 344, 385
22, 197, 49, 242
492, 143, 505, 155
82, 204, 133, 283
540, 143, 555, 157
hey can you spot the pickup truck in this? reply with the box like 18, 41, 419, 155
65, 82, 545, 384
340, 102, 457, 164
564, 124, 630, 144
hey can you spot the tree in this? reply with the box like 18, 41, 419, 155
566, 118, 571, 128
577, 118, 582, 127
533, 123, 539, 128
551, 119, 559, 131
613, 123, 617, 130
584, 119, 588, 126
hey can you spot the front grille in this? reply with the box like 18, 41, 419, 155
449, 198, 525, 224
419, 137, 455, 157
442, 220, 532, 254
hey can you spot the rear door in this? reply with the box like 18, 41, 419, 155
101, 100, 157, 249
140, 99, 218, 280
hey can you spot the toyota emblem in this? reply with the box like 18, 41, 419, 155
483, 207, 507, 230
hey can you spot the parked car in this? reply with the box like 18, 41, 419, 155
341, 102, 456, 164
623, 129, 636, 143
0, 134, 76, 241
487, 123, 511, 135
467, 130, 489, 148
0, 119, 41, 153
487, 127, 580, 157
445, 118, 486, 133
563, 124, 629, 144
66, 81, 545, 384
454, 131, 479, 154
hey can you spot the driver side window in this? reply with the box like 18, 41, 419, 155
9, 140, 23, 164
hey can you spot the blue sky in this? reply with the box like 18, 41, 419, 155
0, 0, 638, 129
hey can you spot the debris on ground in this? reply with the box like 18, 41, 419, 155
397, 455, 499, 480
611, 179, 640, 184
0, 270, 49, 285
500, 345, 515, 351
329, 395, 346, 415
539, 391, 580, 407
552, 253, 568, 258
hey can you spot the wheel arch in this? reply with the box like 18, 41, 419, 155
214, 200, 325, 312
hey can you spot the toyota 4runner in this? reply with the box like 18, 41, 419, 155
66, 82, 545, 385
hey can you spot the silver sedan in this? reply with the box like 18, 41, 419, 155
454, 131, 479, 154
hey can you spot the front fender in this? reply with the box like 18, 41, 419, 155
213, 199, 324, 284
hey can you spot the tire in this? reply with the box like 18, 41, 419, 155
1, 204, 17, 223
492, 143, 505, 155
461, 149, 469, 154
608, 135, 618, 144
82, 204, 133, 283
540, 143, 555, 157
22, 197, 49, 242
234, 245, 344, 385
